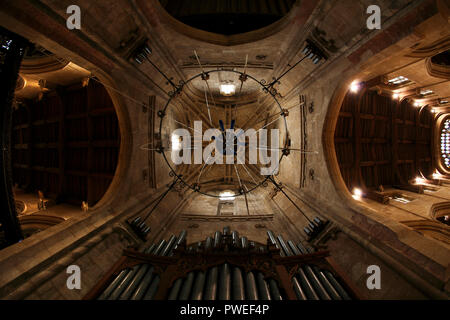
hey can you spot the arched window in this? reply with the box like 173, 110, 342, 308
441, 118, 450, 168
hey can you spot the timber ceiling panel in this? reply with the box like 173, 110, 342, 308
334, 89, 433, 192
12, 80, 120, 207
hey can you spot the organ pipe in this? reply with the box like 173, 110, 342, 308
303, 265, 331, 300
268, 279, 283, 300
277, 235, 292, 256
245, 272, 258, 300
292, 276, 307, 300
213, 231, 222, 247
178, 271, 195, 300
313, 266, 342, 300
167, 278, 183, 300
323, 270, 351, 300
190, 271, 206, 300
94, 228, 354, 301
203, 266, 218, 300
296, 267, 319, 300
256, 272, 271, 300
232, 267, 245, 300
218, 263, 231, 300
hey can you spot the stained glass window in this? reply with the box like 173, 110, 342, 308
442, 119, 450, 168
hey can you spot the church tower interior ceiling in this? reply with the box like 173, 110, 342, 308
0, 0, 449, 307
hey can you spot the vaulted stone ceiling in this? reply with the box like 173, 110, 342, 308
2, 0, 448, 198
1, 0, 450, 300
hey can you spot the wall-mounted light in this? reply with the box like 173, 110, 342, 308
350, 81, 360, 93
432, 171, 442, 179
415, 177, 425, 185
392, 93, 399, 100
220, 84, 236, 96
413, 101, 421, 107
352, 188, 363, 200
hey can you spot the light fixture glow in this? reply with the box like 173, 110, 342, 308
392, 93, 399, 99
352, 188, 363, 200
413, 101, 420, 107
432, 171, 442, 179
220, 84, 236, 96
415, 177, 425, 185
219, 191, 235, 201
350, 81, 360, 93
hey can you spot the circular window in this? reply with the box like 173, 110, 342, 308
441, 118, 450, 168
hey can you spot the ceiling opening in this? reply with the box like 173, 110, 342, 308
159, 0, 296, 35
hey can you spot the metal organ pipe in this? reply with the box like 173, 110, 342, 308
152, 239, 167, 256
303, 265, 331, 300
296, 242, 308, 254
96, 228, 354, 301
313, 266, 342, 300
205, 236, 213, 250
288, 240, 301, 255
240, 236, 248, 249
142, 274, 160, 300
178, 271, 195, 300
130, 266, 155, 300
190, 271, 206, 300
296, 267, 319, 300
256, 272, 271, 300
323, 270, 351, 300
97, 269, 128, 300
267, 230, 284, 256
108, 267, 138, 300
268, 279, 283, 300
203, 266, 218, 300
170, 230, 187, 256
218, 263, 231, 300
277, 235, 292, 256
160, 235, 177, 256
231, 231, 240, 247
99, 242, 157, 300
119, 264, 152, 300
292, 276, 307, 300
232, 267, 245, 300
168, 278, 183, 300
143, 236, 180, 300
245, 272, 259, 300
213, 231, 222, 248
266, 230, 277, 246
